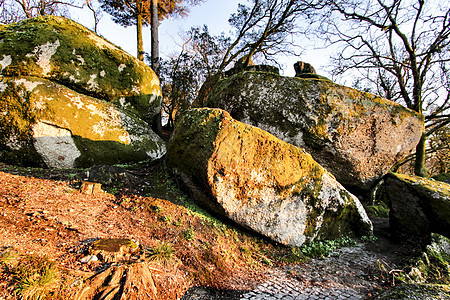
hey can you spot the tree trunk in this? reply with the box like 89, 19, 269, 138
39, 0, 45, 15
150, 0, 159, 75
414, 132, 428, 177
150, 0, 162, 136
136, 0, 144, 61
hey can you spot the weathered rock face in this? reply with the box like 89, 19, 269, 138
294, 61, 316, 76
0, 76, 165, 168
383, 173, 450, 239
0, 16, 165, 168
0, 15, 161, 123
166, 108, 372, 247
206, 71, 424, 189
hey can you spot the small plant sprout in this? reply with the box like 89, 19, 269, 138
13, 256, 58, 300
145, 242, 176, 267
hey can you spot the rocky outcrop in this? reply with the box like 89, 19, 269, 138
0, 16, 165, 168
0, 76, 165, 168
206, 71, 424, 190
0, 16, 161, 123
166, 108, 372, 247
383, 173, 450, 239
294, 61, 316, 76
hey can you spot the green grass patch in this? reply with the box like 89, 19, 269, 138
145, 242, 176, 267
283, 236, 358, 262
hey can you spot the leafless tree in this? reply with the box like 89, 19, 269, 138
312, 0, 450, 176
0, 0, 83, 23
85, 0, 102, 33
217, 0, 310, 72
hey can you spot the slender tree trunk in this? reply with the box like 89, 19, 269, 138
150, 0, 162, 136
39, 0, 45, 15
414, 132, 428, 177
412, 83, 428, 177
136, 0, 144, 61
150, 0, 159, 75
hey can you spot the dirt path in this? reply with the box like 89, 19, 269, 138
182, 219, 408, 300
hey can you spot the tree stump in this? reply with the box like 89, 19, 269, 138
80, 182, 103, 195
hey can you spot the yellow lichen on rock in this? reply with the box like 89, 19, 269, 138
0, 76, 166, 168
0, 15, 161, 123
167, 108, 372, 247
206, 70, 424, 189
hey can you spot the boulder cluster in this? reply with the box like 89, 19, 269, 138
166, 108, 372, 246
0, 16, 165, 168
1, 16, 449, 247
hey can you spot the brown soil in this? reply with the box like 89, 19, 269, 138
0, 161, 434, 300
0, 161, 276, 299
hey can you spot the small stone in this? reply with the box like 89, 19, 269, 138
80, 255, 98, 263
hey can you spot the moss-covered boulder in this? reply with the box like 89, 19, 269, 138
0, 76, 165, 168
383, 173, 450, 239
374, 283, 450, 299
206, 71, 424, 190
0, 16, 161, 123
166, 108, 372, 247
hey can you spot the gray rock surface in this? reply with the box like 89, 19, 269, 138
0, 16, 165, 168
0, 76, 165, 168
0, 16, 162, 123
384, 173, 450, 238
166, 108, 372, 247
206, 71, 424, 190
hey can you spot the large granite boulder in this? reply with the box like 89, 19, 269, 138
0, 76, 165, 168
0, 16, 165, 168
0, 16, 161, 123
205, 71, 424, 190
383, 173, 450, 239
166, 108, 372, 247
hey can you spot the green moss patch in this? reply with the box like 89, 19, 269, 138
72, 136, 150, 168
376, 284, 450, 299
0, 16, 161, 122
0, 76, 165, 168
366, 202, 390, 218
390, 173, 450, 199
167, 108, 372, 246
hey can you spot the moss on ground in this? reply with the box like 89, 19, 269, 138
375, 284, 450, 299
366, 202, 390, 218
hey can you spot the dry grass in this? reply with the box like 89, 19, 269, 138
0, 162, 286, 299
0, 253, 58, 300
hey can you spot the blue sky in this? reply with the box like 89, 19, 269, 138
70, 0, 331, 77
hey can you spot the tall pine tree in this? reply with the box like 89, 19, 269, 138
100, 0, 204, 61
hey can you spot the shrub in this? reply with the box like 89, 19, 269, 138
13, 256, 57, 300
